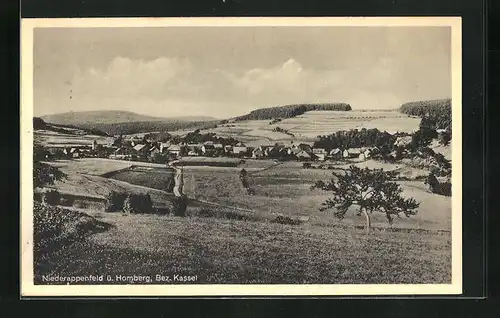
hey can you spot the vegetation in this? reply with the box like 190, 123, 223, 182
35, 215, 451, 284
172, 195, 188, 217
399, 98, 451, 131
234, 103, 352, 121
314, 128, 399, 151
122, 193, 154, 214
34, 117, 109, 136
272, 126, 295, 137
74, 120, 219, 136
104, 190, 128, 212
313, 166, 420, 231
33, 160, 66, 189
425, 172, 452, 197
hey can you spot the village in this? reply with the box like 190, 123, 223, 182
37, 134, 378, 164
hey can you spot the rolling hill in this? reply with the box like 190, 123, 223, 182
41, 111, 216, 126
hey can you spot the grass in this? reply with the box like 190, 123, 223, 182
108, 169, 175, 192
35, 212, 451, 284
197, 110, 420, 144
182, 162, 451, 230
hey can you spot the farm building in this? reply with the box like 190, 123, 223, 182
159, 142, 171, 153
133, 144, 148, 154
296, 150, 312, 161
287, 148, 301, 156
312, 148, 327, 161
297, 143, 313, 153
343, 148, 362, 159
224, 145, 233, 153
329, 148, 342, 160
214, 143, 224, 150
233, 146, 248, 156
252, 148, 265, 158
149, 146, 160, 156
264, 146, 281, 158
202, 144, 216, 156
63, 147, 81, 158
358, 148, 372, 161
166, 145, 182, 157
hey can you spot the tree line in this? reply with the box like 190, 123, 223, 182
399, 99, 451, 131
313, 128, 401, 151
74, 120, 219, 136
234, 103, 352, 121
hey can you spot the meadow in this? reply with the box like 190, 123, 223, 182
35, 211, 451, 284
107, 168, 175, 192
183, 160, 451, 231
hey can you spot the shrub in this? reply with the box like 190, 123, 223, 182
122, 193, 154, 214
104, 190, 127, 212
172, 195, 188, 217
42, 189, 60, 206
272, 215, 303, 226
302, 162, 312, 169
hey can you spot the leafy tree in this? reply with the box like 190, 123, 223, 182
33, 161, 66, 189
312, 166, 419, 231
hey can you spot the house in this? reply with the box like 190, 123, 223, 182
287, 147, 302, 156
188, 150, 199, 156
133, 144, 148, 153
359, 148, 372, 161
63, 147, 81, 158
312, 148, 327, 161
232, 146, 248, 156
329, 148, 342, 160
202, 144, 216, 156
149, 146, 160, 156
203, 141, 214, 145
264, 146, 281, 158
214, 143, 224, 150
343, 148, 362, 159
224, 145, 233, 154
159, 142, 171, 153
252, 148, 265, 158
297, 143, 312, 153
166, 145, 182, 157
394, 136, 413, 148
296, 150, 312, 161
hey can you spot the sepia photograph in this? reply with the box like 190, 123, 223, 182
21, 17, 462, 296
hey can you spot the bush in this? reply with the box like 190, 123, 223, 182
272, 215, 303, 226
122, 193, 154, 214
302, 162, 312, 169
172, 195, 188, 217
104, 190, 127, 212
42, 189, 60, 206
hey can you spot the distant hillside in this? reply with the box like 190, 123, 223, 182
233, 103, 352, 122
74, 120, 220, 136
399, 99, 451, 130
33, 117, 110, 136
41, 111, 216, 126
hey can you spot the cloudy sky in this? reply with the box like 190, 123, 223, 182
33, 26, 451, 118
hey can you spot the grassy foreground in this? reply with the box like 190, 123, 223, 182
35, 207, 451, 285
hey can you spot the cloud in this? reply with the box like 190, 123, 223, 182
37, 55, 448, 118
70, 56, 193, 100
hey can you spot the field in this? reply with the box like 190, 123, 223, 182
196, 110, 421, 145
35, 211, 451, 284
34, 130, 114, 148
107, 167, 175, 192
183, 160, 451, 230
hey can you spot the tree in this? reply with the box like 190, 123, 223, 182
33, 161, 66, 189
312, 166, 419, 231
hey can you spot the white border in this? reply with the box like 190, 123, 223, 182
20, 17, 462, 297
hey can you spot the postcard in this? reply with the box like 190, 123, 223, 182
21, 17, 462, 296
